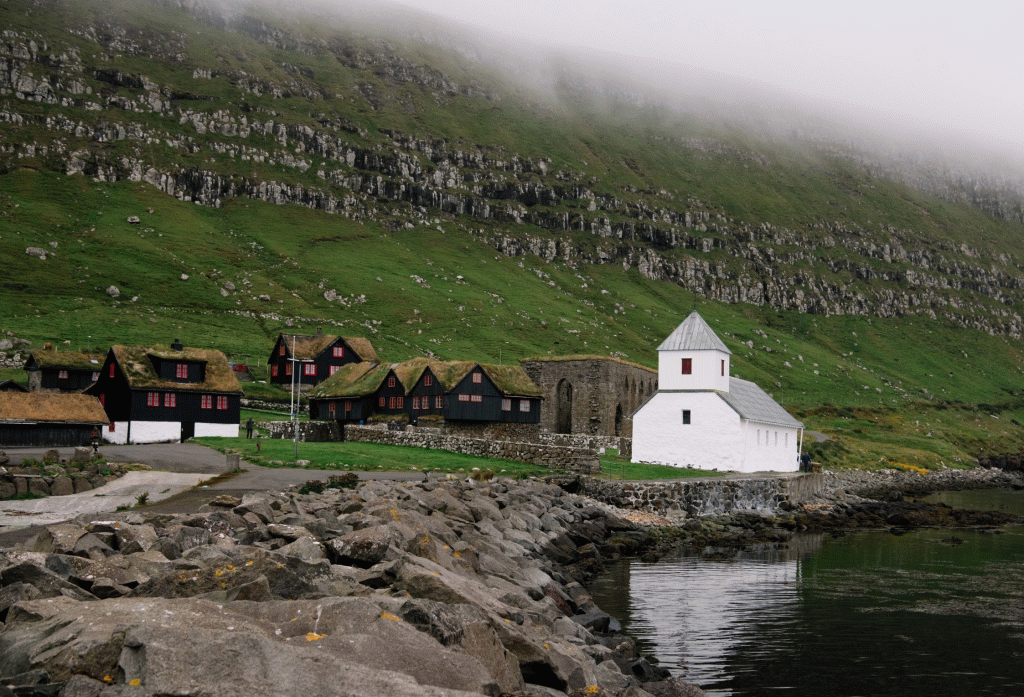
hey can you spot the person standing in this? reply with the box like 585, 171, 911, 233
245, 417, 254, 439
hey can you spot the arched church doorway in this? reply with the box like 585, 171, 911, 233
556, 379, 573, 434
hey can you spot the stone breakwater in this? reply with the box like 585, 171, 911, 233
0, 477, 704, 697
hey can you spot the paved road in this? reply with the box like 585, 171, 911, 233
0, 443, 424, 538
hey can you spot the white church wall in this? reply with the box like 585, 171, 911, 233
740, 422, 801, 473
632, 392, 743, 470
657, 350, 729, 392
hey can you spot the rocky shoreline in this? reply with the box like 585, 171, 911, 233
1, 467, 1021, 697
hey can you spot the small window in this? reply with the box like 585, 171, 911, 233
471, 394, 482, 402
472, 372, 482, 384
216, 396, 229, 410
99, 393, 105, 407
458, 394, 470, 402
176, 363, 188, 379
345, 400, 352, 412
285, 363, 292, 376
279, 345, 285, 356
411, 396, 419, 410
108, 421, 115, 432
92, 372, 100, 382
109, 363, 116, 378
271, 365, 279, 377
58, 370, 69, 379
681, 358, 692, 375
388, 396, 395, 409
147, 392, 159, 407
378, 397, 385, 408
330, 365, 340, 376
682, 410, 691, 425
329, 401, 336, 415
502, 398, 511, 411
721, 359, 725, 377
333, 346, 345, 358
201, 395, 212, 410
303, 363, 316, 376
424, 375, 433, 387
388, 376, 396, 388
435, 395, 443, 409
519, 399, 531, 412
396, 397, 404, 408
164, 393, 177, 408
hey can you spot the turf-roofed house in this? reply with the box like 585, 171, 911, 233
267, 332, 379, 388
24, 348, 105, 392
308, 358, 543, 427
0, 392, 108, 447
86, 339, 243, 444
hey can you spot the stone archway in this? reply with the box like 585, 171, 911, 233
556, 379, 573, 434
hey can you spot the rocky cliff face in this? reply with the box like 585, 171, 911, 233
3, 0, 1024, 337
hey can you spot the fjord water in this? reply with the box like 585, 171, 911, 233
589, 489, 1024, 697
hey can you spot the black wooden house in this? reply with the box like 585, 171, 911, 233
24, 349, 105, 392
0, 392, 107, 447
308, 357, 542, 425
267, 333, 378, 388
86, 341, 242, 444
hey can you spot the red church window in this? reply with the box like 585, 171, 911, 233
201, 395, 212, 409
333, 346, 345, 358
176, 363, 188, 379
682, 358, 692, 375
147, 392, 159, 407
164, 393, 177, 408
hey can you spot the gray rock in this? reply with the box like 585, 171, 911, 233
106, 285, 120, 298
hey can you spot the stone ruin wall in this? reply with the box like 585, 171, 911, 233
520, 358, 657, 439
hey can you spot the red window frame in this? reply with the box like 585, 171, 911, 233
108, 421, 115, 432
285, 363, 292, 376
58, 370, 68, 379
396, 397, 403, 408
216, 396, 229, 410
303, 363, 316, 376
472, 372, 482, 384
332, 346, 345, 358
201, 394, 213, 410
379, 396, 386, 408
435, 395, 443, 409
471, 394, 482, 403
345, 400, 352, 413
682, 358, 692, 375
271, 365, 279, 377
164, 393, 177, 408
99, 393, 105, 407
388, 376, 396, 388
147, 392, 159, 407
424, 375, 433, 387
388, 396, 395, 409
279, 345, 286, 356
458, 394, 470, 402
329, 401, 336, 415
109, 363, 116, 378
330, 365, 340, 376
176, 363, 188, 379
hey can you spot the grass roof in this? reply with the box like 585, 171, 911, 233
309, 362, 386, 398
111, 345, 243, 394
0, 392, 107, 423
27, 349, 105, 371
310, 357, 542, 398
279, 333, 379, 362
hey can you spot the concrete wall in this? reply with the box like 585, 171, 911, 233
195, 422, 239, 438
521, 358, 657, 438
343, 424, 601, 473
576, 473, 825, 519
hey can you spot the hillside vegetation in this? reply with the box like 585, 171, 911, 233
2, 0, 1023, 470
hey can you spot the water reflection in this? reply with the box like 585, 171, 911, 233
589, 500, 1024, 697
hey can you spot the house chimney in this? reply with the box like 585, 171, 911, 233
171, 338, 184, 351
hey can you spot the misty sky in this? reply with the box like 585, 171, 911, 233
393, 0, 1023, 155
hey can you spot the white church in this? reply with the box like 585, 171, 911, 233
631, 311, 804, 473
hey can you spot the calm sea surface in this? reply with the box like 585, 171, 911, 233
589, 489, 1024, 697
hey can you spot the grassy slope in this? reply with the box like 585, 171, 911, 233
2, 0, 1024, 471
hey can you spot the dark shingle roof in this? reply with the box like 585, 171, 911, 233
658, 311, 731, 353
718, 378, 803, 428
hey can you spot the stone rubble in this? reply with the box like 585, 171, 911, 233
0, 477, 701, 697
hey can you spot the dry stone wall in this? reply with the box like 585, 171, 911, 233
343, 424, 601, 474
575, 473, 826, 519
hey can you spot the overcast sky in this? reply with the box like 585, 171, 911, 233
391, 0, 1023, 157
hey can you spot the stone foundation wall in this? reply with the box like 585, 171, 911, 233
262, 420, 340, 442
576, 473, 825, 519
343, 424, 601, 474
0, 456, 128, 500
539, 433, 631, 458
